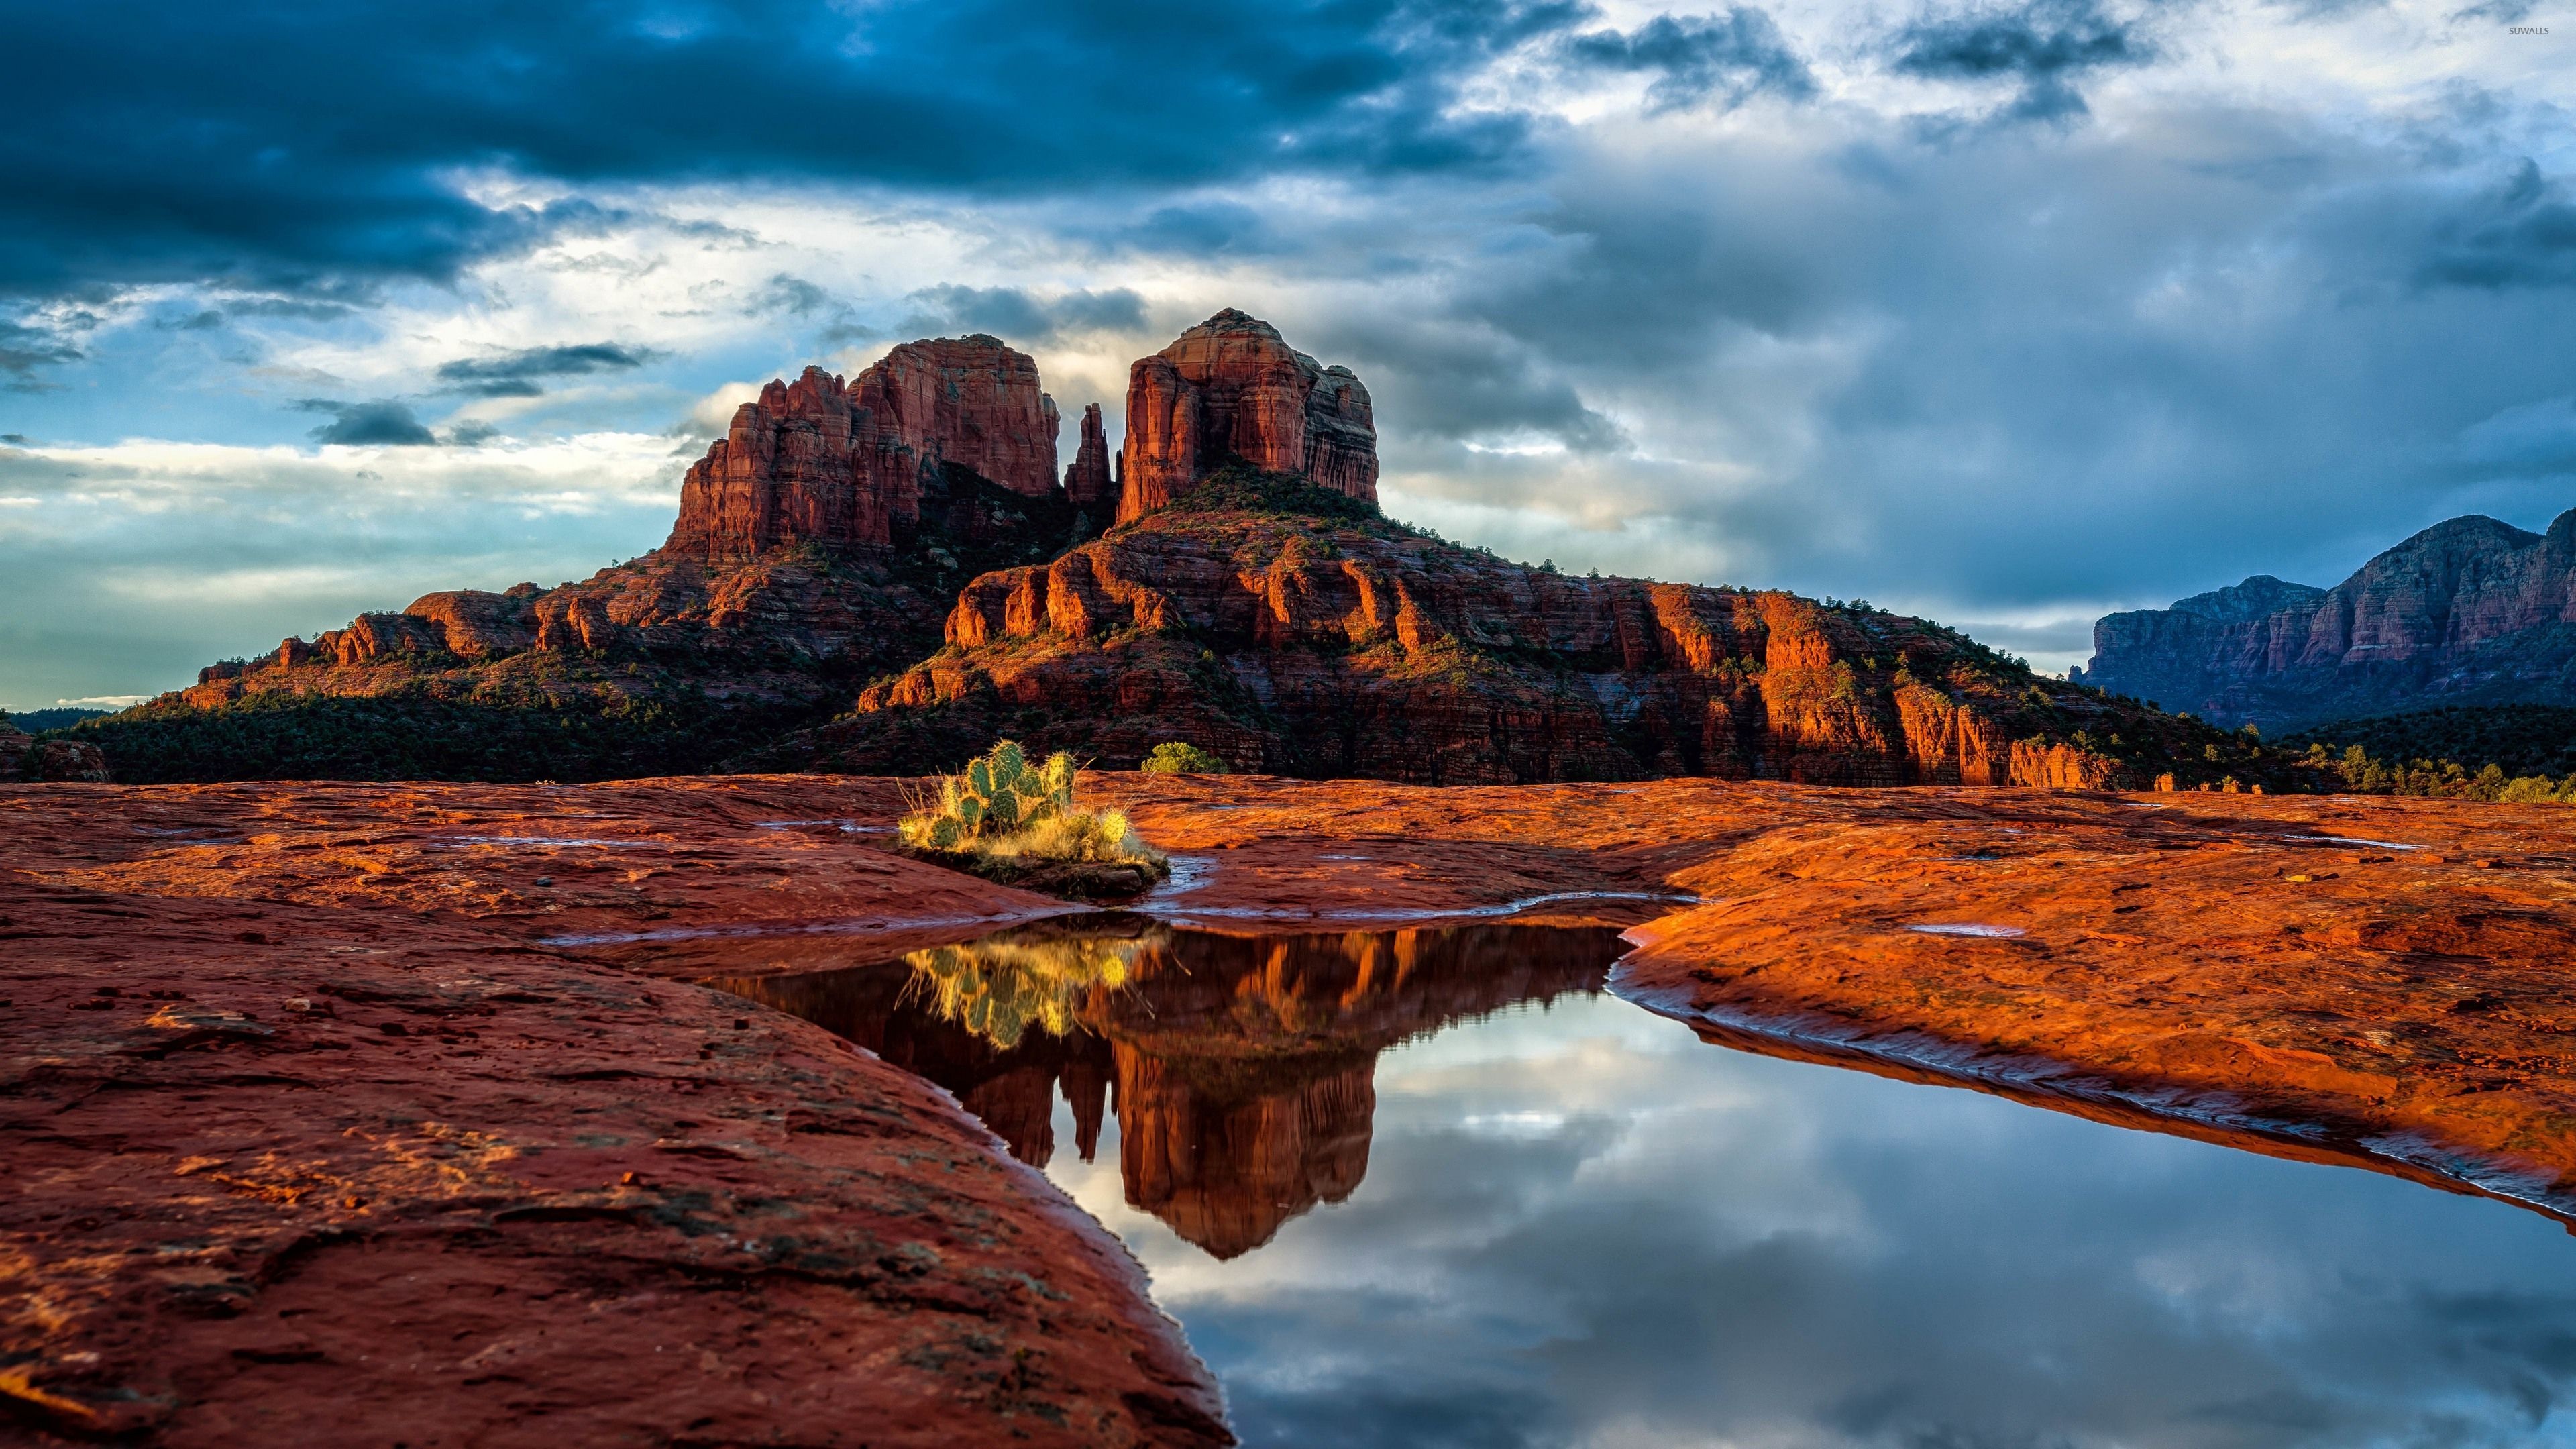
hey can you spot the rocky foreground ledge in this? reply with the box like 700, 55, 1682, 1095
11, 775, 2576, 1441
0, 778, 1224, 1448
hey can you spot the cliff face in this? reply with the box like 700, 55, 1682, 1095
777, 472, 2193, 787
2079, 513, 2576, 729
1065, 400, 1115, 508
668, 337, 1059, 565
105, 335, 1091, 782
1118, 311, 1377, 523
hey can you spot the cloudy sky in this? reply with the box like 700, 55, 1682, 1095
1, 0, 2569, 710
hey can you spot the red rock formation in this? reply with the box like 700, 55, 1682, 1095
2080, 512, 2576, 729
1065, 401, 1114, 507
129, 335, 1088, 781
1117, 311, 1377, 522
788, 476, 2195, 787
667, 336, 1061, 566
0, 720, 109, 781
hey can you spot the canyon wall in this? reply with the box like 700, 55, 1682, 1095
2080, 513, 2576, 729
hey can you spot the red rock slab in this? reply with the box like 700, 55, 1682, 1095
1615, 789, 2576, 1220
6, 776, 1073, 969
0, 867, 1226, 1445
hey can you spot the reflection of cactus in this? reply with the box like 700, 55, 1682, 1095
904, 933, 1152, 1049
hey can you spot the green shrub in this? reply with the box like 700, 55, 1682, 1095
1141, 741, 1229, 775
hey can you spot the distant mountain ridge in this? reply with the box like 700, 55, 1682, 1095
2076, 513, 2576, 731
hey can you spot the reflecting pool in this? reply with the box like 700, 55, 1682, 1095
714, 917, 2576, 1448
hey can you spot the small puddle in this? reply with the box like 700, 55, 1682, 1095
706, 917, 2576, 1447
1907, 922, 2027, 938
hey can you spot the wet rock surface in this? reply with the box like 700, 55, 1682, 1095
17, 769, 2576, 1440
0, 777, 1223, 1447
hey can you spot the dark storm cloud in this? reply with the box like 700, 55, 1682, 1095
1560, 10, 1817, 112
1891, 0, 2155, 124
433, 343, 667, 397
1111, 203, 1288, 257
295, 400, 439, 447
2417, 159, 2576, 290
0, 0, 1591, 315
753, 274, 833, 317
899, 286, 1150, 345
0, 321, 82, 390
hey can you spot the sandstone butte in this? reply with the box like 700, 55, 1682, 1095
774, 470, 2256, 788
72, 309, 2265, 796
1116, 309, 1377, 522
91, 335, 1089, 783
15, 769, 2576, 1443
2080, 509, 2576, 730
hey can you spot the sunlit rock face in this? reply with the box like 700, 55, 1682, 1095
1065, 400, 1116, 509
669, 336, 1061, 565
1118, 310, 1378, 523
801, 484, 2186, 786
717, 920, 1619, 1258
2080, 511, 2576, 729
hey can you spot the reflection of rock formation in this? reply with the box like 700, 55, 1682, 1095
1115, 1049, 1375, 1259
714, 920, 1619, 1256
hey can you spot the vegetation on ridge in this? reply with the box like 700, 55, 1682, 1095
1142, 742, 1230, 775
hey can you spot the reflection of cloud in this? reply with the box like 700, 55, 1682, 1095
1072, 991, 2576, 1448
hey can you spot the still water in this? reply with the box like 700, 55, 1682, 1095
712, 917, 2576, 1448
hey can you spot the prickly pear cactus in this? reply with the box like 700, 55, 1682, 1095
902, 739, 1107, 856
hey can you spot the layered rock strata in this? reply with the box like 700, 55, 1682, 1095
669, 337, 1060, 565
1065, 400, 1115, 508
2080, 512, 2576, 729
1118, 311, 1377, 522
107, 337, 1090, 782
782, 474, 2224, 786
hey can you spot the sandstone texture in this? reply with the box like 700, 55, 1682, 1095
18, 771, 2576, 1277
779, 472, 2255, 786
2080, 511, 2576, 729
1065, 401, 1116, 509
1118, 311, 1377, 523
0, 777, 1233, 1447
669, 339, 1060, 565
